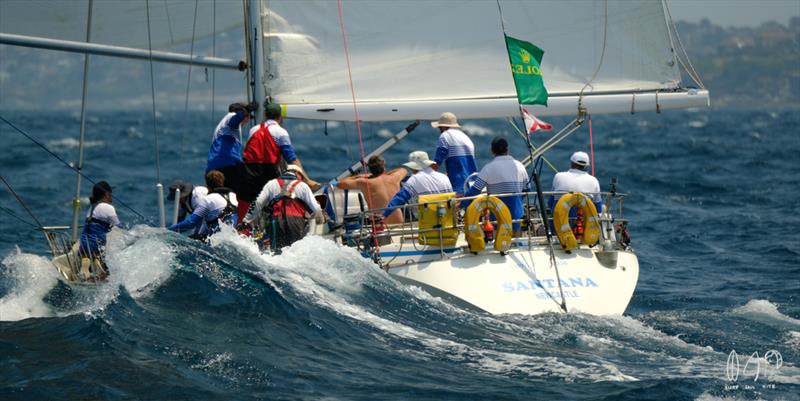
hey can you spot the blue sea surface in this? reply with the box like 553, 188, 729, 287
1, 108, 799, 400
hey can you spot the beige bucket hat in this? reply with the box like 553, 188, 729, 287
431, 112, 460, 128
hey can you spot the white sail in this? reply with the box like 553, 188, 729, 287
0, 0, 243, 50
259, 0, 709, 121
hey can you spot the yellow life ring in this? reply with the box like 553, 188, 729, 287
464, 195, 513, 253
553, 192, 600, 251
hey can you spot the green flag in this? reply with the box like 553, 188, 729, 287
505, 35, 548, 106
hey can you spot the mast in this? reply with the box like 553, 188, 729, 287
247, 0, 265, 117
70, 0, 94, 243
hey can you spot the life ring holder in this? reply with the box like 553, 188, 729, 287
464, 195, 513, 254
553, 192, 600, 251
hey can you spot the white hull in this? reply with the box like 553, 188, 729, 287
381, 238, 639, 316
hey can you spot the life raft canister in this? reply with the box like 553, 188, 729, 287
464, 195, 513, 254
553, 192, 600, 251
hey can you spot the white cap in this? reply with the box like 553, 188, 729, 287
431, 112, 460, 128
570, 151, 590, 167
403, 151, 436, 171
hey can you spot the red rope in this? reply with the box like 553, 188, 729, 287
337, 0, 380, 257
588, 115, 595, 176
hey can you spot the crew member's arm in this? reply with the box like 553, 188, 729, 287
336, 175, 368, 190
433, 135, 449, 169
243, 181, 279, 225
386, 167, 408, 183
169, 203, 207, 232
382, 184, 416, 218
461, 172, 488, 208
226, 111, 246, 132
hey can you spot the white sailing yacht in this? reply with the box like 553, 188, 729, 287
1, 1, 709, 314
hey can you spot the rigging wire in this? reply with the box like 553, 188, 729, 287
210, 0, 217, 127
506, 117, 558, 173
589, 115, 595, 176
1, 175, 45, 229
336, 0, 380, 261
663, 0, 706, 89
0, 205, 38, 229
145, 0, 163, 185
162, 0, 175, 44
0, 115, 145, 219
180, 0, 200, 170
578, 0, 609, 106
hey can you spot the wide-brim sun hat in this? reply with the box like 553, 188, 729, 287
570, 151, 590, 167
431, 112, 460, 128
403, 151, 436, 171
167, 180, 193, 200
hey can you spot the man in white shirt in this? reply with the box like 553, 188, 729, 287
169, 170, 238, 240
242, 165, 323, 252
431, 112, 477, 195
552, 151, 601, 202
382, 151, 453, 219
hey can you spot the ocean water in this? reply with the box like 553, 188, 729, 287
1, 108, 798, 400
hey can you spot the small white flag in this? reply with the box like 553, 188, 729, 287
521, 107, 552, 134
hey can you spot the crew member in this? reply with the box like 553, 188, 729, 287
552, 151, 601, 202
431, 112, 477, 195
169, 170, 238, 240
464, 137, 529, 231
337, 155, 407, 224
238, 102, 319, 222
382, 151, 452, 219
79, 180, 120, 275
167, 180, 208, 222
242, 165, 323, 253
206, 101, 257, 196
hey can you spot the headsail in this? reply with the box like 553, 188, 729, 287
258, 0, 709, 121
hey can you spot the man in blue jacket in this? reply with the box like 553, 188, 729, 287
206, 102, 257, 195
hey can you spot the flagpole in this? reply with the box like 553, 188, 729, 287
495, 0, 568, 313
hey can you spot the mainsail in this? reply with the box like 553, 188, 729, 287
257, 0, 709, 121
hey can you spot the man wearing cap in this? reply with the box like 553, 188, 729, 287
242, 164, 323, 252
464, 137, 529, 231
206, 101, 258, 195
79, 181, 120, 265
431, 112, 477, 195
382, 151, 453, 220
238, 102, 319, 222
552, 151, 601, 202
168, 180, 209, 223
169, 170, 238, 241
337, 155, 408, 225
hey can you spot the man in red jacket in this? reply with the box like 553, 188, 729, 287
238, 102, 318, 221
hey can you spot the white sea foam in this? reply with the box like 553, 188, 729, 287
47, 137, 105, 149
732, 299, 800, 330
376, 128, 393, 138
0, 248, 61, 321
213, 234, 652, 382
461, 123, 495, 137
0, 226, 174, 321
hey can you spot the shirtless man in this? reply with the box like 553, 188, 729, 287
337, 155, 407, 224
